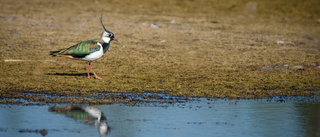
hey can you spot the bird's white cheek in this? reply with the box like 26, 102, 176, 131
102, 37, 111, 43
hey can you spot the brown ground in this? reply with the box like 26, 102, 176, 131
0, 0, 320, 104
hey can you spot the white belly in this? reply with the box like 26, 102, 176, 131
82, 42, 104, 62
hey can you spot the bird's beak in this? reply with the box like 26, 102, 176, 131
113, 38, 118, 42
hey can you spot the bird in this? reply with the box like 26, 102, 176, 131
49, 105, 109, 135
50, 15, 117, 80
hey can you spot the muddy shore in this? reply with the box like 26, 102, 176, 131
1, 0, 319, 104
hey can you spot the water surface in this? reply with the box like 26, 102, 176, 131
0, 97, 319, 137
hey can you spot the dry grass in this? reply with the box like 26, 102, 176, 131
0, 0, 320, 103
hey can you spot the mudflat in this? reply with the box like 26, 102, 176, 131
1, 0, 319, 104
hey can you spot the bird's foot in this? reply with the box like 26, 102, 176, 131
94, 76, 102, 80
87, 75, 101, 80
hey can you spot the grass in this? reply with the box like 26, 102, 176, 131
0, 0, 320, 104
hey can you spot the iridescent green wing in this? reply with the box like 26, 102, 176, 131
63, 39, 101, 58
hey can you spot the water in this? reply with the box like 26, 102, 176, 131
0, 98, 320, 137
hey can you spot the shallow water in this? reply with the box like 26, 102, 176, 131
0, 98, 320, 137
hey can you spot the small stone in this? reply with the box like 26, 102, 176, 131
170, 20, 175, 23
282, 81, 289, 83
160, 40, 166, 43
260, 66, 273, 71
312, 66, 320, 70
289, 65, 304, 70
274, 65, 286, 70
276, 41, 285, 44
308, 63, 316, 67
150, 24, 160, 28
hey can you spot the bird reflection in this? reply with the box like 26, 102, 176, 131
49, 105, 109, 136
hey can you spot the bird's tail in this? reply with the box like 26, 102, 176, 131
50, 49, 67, 56
50, 50, 60, 56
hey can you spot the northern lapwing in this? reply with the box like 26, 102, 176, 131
50, 15, 117, 79
49, 105, 109, 135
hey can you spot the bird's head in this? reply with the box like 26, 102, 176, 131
100, 15, 118, 43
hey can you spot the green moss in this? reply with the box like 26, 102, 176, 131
0, 0, 319, 104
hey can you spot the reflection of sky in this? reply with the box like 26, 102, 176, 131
0, 105, 98, 137
0, 100, 319, 137
104, 101, 305, 137
295, 103, 320, 137
236, 102, 301, 137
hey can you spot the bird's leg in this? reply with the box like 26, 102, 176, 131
87, 62, 91, 79
87, 62, 102, 80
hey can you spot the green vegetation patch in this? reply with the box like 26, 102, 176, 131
0, 0, 319, 104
